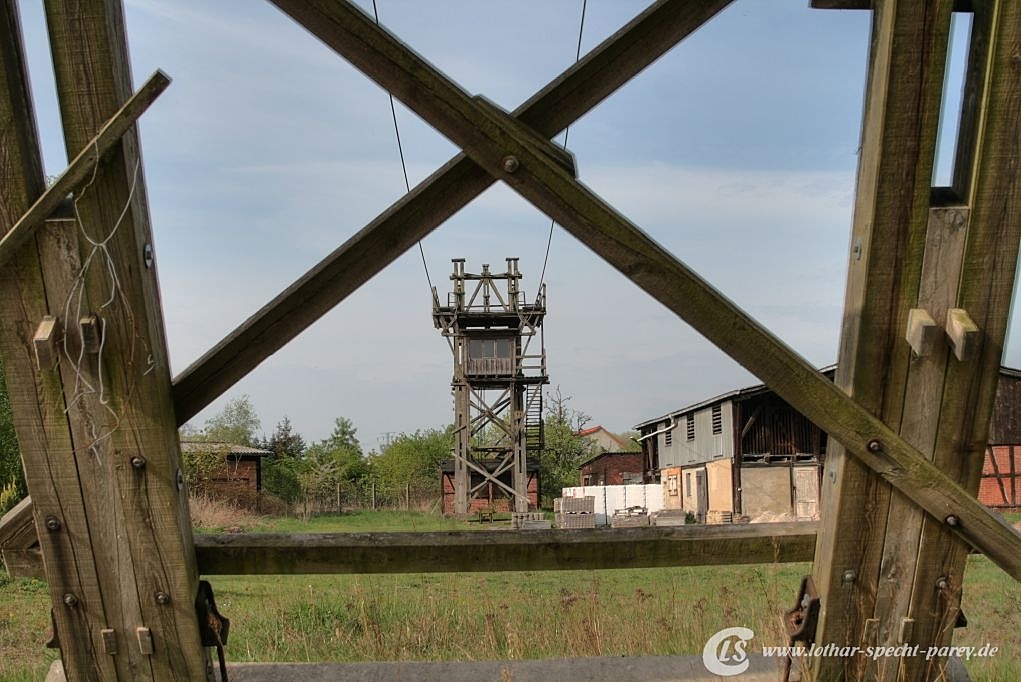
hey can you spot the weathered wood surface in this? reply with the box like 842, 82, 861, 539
173, 0, 734, 424
0, 70, 169, 270
809, 3, 957, 678
272, 0, 1021, 580
25, 0, 207, 679
195, 523, 817, 575
901, 3, 1021, 678
0, 494, 36, 549
0, 6, 113, 678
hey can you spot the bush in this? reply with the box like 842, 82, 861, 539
0, 478, 21, 516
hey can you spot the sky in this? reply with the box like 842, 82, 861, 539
13, 1, 1020, 450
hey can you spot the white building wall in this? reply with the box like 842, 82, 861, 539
562, 484, 664, 526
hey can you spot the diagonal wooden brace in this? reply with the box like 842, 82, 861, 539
276, 0, 1021, 578
173, 0, 734, 423
0, 70, 170, 269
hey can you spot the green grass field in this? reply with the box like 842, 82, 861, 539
2, 512, 1018, 681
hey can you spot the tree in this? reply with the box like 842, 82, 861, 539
293, 416, 368, 516
265, 416, 306, 459
0, 359, 27, 514
260, 417, 307, 503
322, 417, 360, 453
372, 426, 453, 507
201, 395, 261, 446
538, 387, 595, 506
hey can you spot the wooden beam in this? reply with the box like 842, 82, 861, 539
277, 0, 1021, 579
173, 0, 734, 424
0, 494, 36, 550
900, 2, 1021, 678
807, 2, 955, 674
0, 5, 115, 678
811, 0, 974, 10
195, 523, 817, 575
0, 70, 170, 270
42, 1, 208, 678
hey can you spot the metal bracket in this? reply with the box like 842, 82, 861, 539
782, 575, 821, 682
785, 575, 821, 644
196, 580, 230, 682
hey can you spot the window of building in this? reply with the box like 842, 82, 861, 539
664, 428, 673, 446
686, 414, 695, 441
667, 475, 679, 495
468, 337, 513, 359
582, 475, 592, 486
712, 404, 723, 435
622, 472, 643, 484
685, 472, 692, 497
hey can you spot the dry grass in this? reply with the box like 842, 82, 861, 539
188, 493, 265, 533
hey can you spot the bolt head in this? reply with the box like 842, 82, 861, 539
867, 439, 882, 453
130, 455, 146, 470
502, 155, 520, 173
945, 514, 960, 527
176, 469, 185, 491
143, 244, 154, 269
63, 593, 78, 607
936, 577, 950, 590
45, 516, 61, 532
155, 592, 171, 605
842, 570, 857, 584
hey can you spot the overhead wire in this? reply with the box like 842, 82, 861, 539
536, 0, 587, 299
371, 0, 435, 297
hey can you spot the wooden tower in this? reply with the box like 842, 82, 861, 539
433, 258, 547, 515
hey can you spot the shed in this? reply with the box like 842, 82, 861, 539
579, 451, 644, 486
180, 441, 271, 497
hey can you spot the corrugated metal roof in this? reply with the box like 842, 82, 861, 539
634, 364, 838, 430
180, 441, 271, 457
635, 364, 1021, 430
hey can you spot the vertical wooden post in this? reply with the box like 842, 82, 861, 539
4, 0, 207, 679
0, 6, 114, 679
810, 1, 954, 679
812, 1, 1021, 680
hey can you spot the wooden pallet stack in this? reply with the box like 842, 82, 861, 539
555, 496, 596, 528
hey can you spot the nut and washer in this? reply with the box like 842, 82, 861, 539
501, 155, 520, 173
130, 455, 147, 470
155, 592, 171, 605
45, 516, 62, 532
63, 593, 78, 607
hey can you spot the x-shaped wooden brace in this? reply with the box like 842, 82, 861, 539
261, 0, 1021, 576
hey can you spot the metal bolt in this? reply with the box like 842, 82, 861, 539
63, 593, 78, 607
936, 577, 950, 591
945, 514, 959, 527
155, 592, 171, 605
130, 455, 146, 470
842, 570, 857, 584
143, 244, 154, 269
176, 469, 185, 491
867, 439, 882, 453
502, 155, 520, 173
45, 516, 62, 532
852, 237, 863, 261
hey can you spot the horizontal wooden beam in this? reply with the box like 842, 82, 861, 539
173, 0, 733, 424
811, 0, 973, 9
0, 69, 170, 270
194, 523, 816, 574
1, 547, 44, 580
284, 0, 1021, 580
